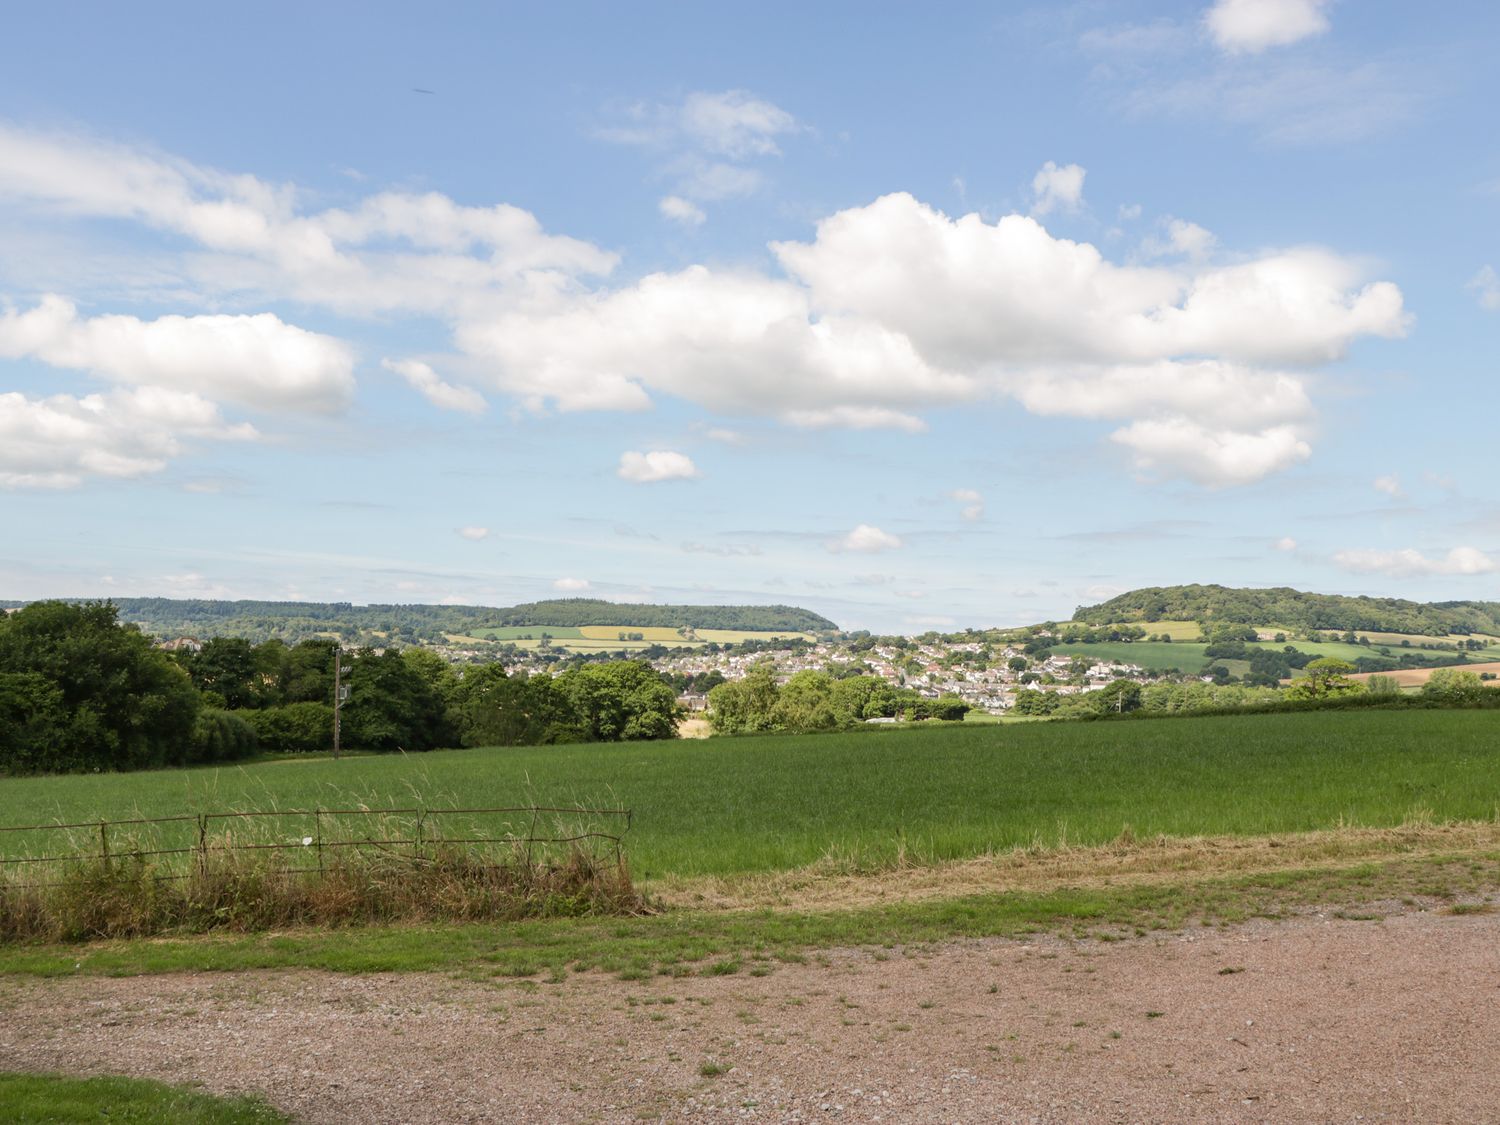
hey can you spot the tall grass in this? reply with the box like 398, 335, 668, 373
0, 811, 642, 943
3, 710, 1498, 881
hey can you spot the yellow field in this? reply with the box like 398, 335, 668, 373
696, 629, 815, 644
1347, 662, 1500, 688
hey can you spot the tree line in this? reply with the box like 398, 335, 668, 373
0, 602, 682, 775
707, 664, 970, 735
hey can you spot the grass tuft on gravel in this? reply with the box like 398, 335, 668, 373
0, 1073, 289, 1123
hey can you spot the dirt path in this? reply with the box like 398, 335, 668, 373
3, 906, 1498, 1123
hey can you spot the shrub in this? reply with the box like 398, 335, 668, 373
248, 703, 334, 754
190, 709, 259, 764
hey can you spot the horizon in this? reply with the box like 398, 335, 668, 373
3, 1, 1497, 633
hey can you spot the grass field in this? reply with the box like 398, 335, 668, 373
1047, 640, 1208, 671
461, 625, 814, 653
4, 711, 1498, 883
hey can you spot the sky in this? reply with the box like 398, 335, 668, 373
1, 0, 1497, 632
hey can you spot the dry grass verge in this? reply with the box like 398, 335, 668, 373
653, 820, 1500, 912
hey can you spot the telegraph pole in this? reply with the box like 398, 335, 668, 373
332, 645, 343, 760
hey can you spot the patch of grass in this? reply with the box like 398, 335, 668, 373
698, 1060, 729, 1078
3, 853, 1496, 980
6, 711, 1500, 884
1447, 902, 1495, 916
0, 1073, 288, 1123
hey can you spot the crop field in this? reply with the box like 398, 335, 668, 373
4, 711, 1498, 883
1348, 662, 1500, 688
471, 625, 586, 640
461, 625, 813, 652
695, 628, 816, 644
1047, 640, 1209, 671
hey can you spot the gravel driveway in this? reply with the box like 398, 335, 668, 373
2, 906, 1497, 1123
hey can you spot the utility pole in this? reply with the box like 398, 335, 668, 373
332, 645, 343, 760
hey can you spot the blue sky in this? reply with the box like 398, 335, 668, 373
1, 0, 1496, 631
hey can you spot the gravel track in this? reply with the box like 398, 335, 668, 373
2, 906, 1497, 1123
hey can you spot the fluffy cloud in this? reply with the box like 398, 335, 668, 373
1273, 536, 1298, 551
1373, 474, 1403, 498
950, 488, 985, 521
1333, 546, 1496, 579
382, 358, 486, 414
1204, 0, 1331, 54
553, 577, 591, 591
1031, 161, 1086, 216
616, 450, 701, 483
0, 125, 617, 320
1469, 266, 1500, 312
829, 524, 903, 553
465, 192, 1404, 483
0, 295, 355, 413
659, 195, 706, 226
1111, 417, 1310, 486
0, 386, 254, 489
456, 526, 489, 541
0, 128, 1410, 488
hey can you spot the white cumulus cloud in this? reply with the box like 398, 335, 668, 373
829, 524, 903, 554
1273, 536, 1298, 551
1204, 0, 1331, 54
659, 195, 706, 226
1373, 474, 1404, 498
1031, 161, 1087, 216
0, 386, 254, 489
382, 358, 486, 414
1333, 546, 1496, 579
616, 449, 701, 483
0, 295, 355, 414
456, 526, 489, 541
553, 577, 591, 591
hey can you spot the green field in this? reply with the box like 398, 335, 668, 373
464, 624, 812, 653
1047, 640, 1209, 671
471, 625, 586, 640
5, 711, 1498, 882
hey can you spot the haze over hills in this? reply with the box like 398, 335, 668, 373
7, 585, 1500, 646
0, 597, 839, 645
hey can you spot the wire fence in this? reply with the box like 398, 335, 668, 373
0, 806, 633, 889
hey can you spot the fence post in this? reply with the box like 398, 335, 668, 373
98, 820, 109, 872
315, 808, 323, 874
197, 814, 208, 876
415, 807, 424, 860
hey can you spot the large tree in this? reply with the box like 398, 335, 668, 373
0, 601, 200, 772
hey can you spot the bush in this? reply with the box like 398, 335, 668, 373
248, 703, 334, 754
190, 709, 259, 764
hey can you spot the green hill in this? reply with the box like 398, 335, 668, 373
490, 598, 835, 632
0, 597, 838, 644
1073, 584, 1500, 637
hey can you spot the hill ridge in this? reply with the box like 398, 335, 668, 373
1073, 584, 1500, 637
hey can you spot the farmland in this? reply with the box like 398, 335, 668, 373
465, 623, 814, 653
4, 710, 1498, 883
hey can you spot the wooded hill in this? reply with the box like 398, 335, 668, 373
0, 597, 838, 644
1073, 585, 1500, 637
